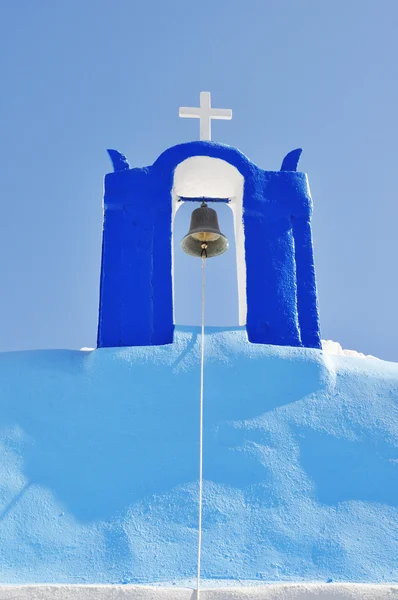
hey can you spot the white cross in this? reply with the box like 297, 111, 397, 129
179, 91, 232, 141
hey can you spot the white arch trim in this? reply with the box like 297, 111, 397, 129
172, 156, 246, 326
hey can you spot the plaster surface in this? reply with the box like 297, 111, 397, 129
1, 584, 398, 600
0, 328, 397, 584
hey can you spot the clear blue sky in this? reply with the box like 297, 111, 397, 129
1, 0, 397, 360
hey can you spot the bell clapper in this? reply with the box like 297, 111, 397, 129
201, 243, 208, 258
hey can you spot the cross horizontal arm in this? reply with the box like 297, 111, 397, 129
179, 108, 201, 118
209, 108, 232, 120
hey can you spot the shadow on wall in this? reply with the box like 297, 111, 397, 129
297, 429, 398, 506
0, 333, 329, 524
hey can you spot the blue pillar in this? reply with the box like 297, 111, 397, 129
97, 169, 173, 348
292, 217, 321, 349
245, 211, 302, 346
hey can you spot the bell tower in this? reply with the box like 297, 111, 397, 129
97, 93, 321, 349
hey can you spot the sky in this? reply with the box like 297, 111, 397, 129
0, 0, 397, 361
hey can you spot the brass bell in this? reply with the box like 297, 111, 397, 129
181, 202, 229, 258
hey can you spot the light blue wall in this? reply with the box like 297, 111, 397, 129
1, 329, 397, 584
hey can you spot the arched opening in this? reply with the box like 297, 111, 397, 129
171, 156, 245, 327
173, 202, 239, 326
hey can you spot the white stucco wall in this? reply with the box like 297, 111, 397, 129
1, 584, 397, 600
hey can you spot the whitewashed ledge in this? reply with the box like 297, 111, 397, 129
0, 585, 398, 600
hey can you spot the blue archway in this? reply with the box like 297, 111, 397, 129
98, 141, 321, 349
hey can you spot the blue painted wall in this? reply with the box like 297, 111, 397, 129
98, 142, 321, 349
1, 328, 398, 583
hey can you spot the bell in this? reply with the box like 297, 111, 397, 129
181, 203, 229, 258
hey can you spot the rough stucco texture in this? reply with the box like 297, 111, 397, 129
0, 327, 397, 584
